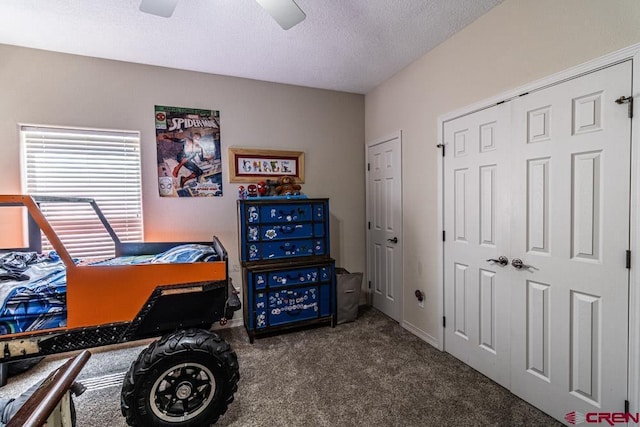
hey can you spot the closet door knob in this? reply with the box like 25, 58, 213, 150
486, 256, 508, 266
511, 258, 532, 270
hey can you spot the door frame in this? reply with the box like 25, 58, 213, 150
437, 43, 640, 412
365, 130, 403, 322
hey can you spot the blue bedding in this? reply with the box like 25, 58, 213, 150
0, 244, 220, 335
91, 244, 220, 266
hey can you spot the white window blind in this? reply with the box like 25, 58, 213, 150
21, 125, 143, 259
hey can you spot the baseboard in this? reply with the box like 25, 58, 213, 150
401, 320, 441, 350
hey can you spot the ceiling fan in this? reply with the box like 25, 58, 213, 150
139, 0, 306, 30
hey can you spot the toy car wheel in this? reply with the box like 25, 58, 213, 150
120, 329, 239, 426
7, 356, 45, 376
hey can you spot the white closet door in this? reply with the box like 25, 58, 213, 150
509, 60, 632, 420
443, 60, 633, 423
443, 103, 512, 388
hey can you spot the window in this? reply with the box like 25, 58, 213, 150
20, 125, 143, 259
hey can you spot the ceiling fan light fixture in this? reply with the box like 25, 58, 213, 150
255, 0, 306, 30
139, 0, 179, 18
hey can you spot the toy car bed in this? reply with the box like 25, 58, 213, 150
0, 195, 240, 426
0, 243, 225, 335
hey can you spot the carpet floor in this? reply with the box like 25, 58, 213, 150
0, 307, 560, 426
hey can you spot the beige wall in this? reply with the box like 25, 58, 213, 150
0, 44, 365, 298
365, 0, 640, 345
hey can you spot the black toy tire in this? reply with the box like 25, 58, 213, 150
7, 356, 45, 376
120, 329, 239, 426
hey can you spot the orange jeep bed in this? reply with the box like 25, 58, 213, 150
0, 195, 234, 361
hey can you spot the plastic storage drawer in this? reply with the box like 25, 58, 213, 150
243, 259, 335, 342
238, 199, 329, 263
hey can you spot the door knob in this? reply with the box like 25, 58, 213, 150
511, 258, 532, 270
486, 256, 509, 266
387, 237, 398, 244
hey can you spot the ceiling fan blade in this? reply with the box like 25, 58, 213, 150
139, 0, 179, 18
255, 0, 306, 30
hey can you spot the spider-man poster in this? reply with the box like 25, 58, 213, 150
155, 105, 222, 197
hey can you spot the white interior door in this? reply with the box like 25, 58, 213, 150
509, 60, 632, 421
443, 103, 512, 388
367, 133, 402, 321
443, 60, 633, 422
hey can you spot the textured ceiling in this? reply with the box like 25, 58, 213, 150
0, 0, 502, 94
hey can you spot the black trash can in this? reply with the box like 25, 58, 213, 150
336, 268, 363, 324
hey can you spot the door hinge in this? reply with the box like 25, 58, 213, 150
443, 316, 446, 328
625, 399, 630, 413
615, 95, 633, 118
627, 250, 631, 269
367, 163, 370, 171
436, 143, 445, 157
442, 230, 446, 242
368, 281, 372, 289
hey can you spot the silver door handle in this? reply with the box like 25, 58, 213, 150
387, 237, 398, 244
486, 256, 509, 266
511, 258, 532, 270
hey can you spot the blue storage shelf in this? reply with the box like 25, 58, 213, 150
238, 198, 336, 342
238, 199, 330, 263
